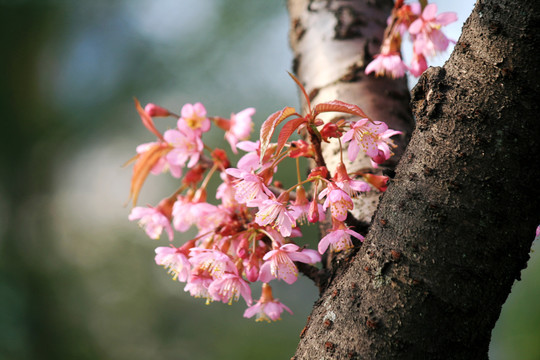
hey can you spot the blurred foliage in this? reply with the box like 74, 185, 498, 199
0, 1, 538, 359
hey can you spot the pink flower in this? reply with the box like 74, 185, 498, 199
172, 196, 197, 232
320, 183, 353, 222
289, 186, 324, 224
365, 51, 408, 79
155, 246, 191, 282
224, 108, 255, 153
255, 195, 296, 237
226, 168, 273, 206
178, 102, 210, 133
189, 248, 236, 278
191, 202, 228, 233
208, 273, 252, 305
128, 205, 174, 240
318, 226, 364, 254
164, 127, 203, 169
331, 162, 371, 197
244, 284, 292, 322
409, 51, 428, 77
409, 3, 457, 58
184, 270, 213, 303
216, 172, 237, 207
342, 118, 401, 163
236, 141, 262, 172
258, 243, 320, 284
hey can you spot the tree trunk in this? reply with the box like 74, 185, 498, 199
289, 0, 540, 359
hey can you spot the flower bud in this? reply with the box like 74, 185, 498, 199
371, 149, 389, 165
320, 122, 343, 142
212, 148, 230, 169
364, 173, 389, 192
308, 166, 329, 179
308, 199, 320, 223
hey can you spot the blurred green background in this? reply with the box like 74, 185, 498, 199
0, 1, 537, 359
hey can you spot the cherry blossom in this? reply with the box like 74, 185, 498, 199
154, 245, 191, 282
244, 284, 293, 322
366, 1, 458, 78
126, 72, 405, 321
289, 186, 324, 224
164, 126, 203, 169
208, 273, 252, 305
236, 140, 262, 172
189, 248, 236, 278
226, 168, 273, 206
330, 162, 371, 197
320, 183, 353, 222
318, 225, 365, 254
409, 4, 457, 58
216, 172, 237, 207
178, 102, 210, 133
258, 243, 320, 284
342, 118, 401, 163
255, 194, 296, 237
128, 205, 174, 241
171, 196, 197, 232
409, 50, 428, 77
184, 270, 213, 302
224, 108, 255, 153
365, 51, 408, 79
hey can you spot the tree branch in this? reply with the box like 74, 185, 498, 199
290, 0, 540, 358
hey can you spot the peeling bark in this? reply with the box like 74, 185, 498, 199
289, 0, 540, 359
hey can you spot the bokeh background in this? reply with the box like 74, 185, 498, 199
0, 1, 538, 359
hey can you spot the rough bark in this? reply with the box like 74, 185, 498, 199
289, 0, 540, 359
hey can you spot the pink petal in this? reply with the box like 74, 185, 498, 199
436, 12, 457, 26
422, 3, 438, 20
408, 18, 423, 35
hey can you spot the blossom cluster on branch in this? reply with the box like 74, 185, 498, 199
126, 73, 401, 322
366, 0, 457, 78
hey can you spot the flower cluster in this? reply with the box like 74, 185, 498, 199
366, 0, 457, 78
126, 75, 401, 321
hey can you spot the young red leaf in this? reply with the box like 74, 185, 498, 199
260, 106, 297, 162
313, 100, 368, 119
275, 117, 307, 158
134, 97, 165, 142
128, 143, 173, 206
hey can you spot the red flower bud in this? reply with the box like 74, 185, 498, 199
320, 122, 343, 142
183, 164, 206, 186
364, 173, 389, 192
289, 140, 315, 158
308, 166, 329, 179
211, 148, 230, 169
308, 199, 320, 223
144, 103, 171, 117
